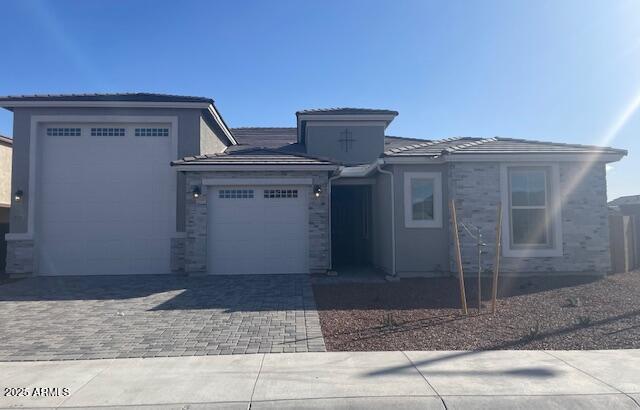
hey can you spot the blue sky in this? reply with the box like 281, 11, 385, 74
0, 0, 638, 200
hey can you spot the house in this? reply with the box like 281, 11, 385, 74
608, 195, 640, 272
0, 93, 627, 277
609, 194, 640, 215
0, 134, 12, 272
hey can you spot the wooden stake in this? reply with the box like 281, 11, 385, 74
477, 226, 482, 314
491, 202, 503, 314
450, 199, 468, 315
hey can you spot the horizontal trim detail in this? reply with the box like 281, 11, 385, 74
175, 165, 338, 171
202, 178, 313, 186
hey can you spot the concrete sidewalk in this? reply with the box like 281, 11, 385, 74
1, 350, 639, 409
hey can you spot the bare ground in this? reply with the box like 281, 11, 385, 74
313, 271, 640, 351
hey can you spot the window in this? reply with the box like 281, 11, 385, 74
500, 164, 563, 257
91, 128, 125, 137
264, 189, 298, 198
46, 128, 81, 136
404, 172, 442, 228
135, 128, 169, 137
218, 189, 254, 199
509, 167, 551, 246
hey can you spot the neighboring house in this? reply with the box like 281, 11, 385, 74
609, 195, 640, 215
608, 194, 640, 272
0, 93, 627, 277
0, 134, 12, 272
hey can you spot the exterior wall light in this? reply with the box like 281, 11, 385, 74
14, 189, 23, 203
192, 186, 201, 199
313, 185, 322, 198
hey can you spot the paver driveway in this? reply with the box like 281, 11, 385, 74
0, 274, 325, 361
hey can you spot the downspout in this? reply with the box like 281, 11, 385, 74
327, 168, 344, 272
376, 159, 397, 279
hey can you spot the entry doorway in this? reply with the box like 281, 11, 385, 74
331, 185, 373, 269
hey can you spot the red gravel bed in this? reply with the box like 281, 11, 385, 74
313, 271, 640, 351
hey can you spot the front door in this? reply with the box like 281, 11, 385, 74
331, 185, 372, 267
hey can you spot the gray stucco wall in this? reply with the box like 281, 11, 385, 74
199, 114, 228, 155
306, 125, 384, 165
371, 173, 392, 273
7, 106, 228, 235
181, 170, 331, 274
385, 164, 451, 276
448, 161, 611, 275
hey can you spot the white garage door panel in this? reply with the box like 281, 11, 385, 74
208, 186, 309, 275
37, 124, 173, 275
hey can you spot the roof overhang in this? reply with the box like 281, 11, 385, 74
206, 104, 237, 145
0, 135, 12, 146
172, 164, 339, 171
0, 100, 212, 109
0, 98, 237, 146
383, 152, 627, 164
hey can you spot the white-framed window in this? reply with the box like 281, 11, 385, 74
500, 163, 563, 257
404, 172, 443, 228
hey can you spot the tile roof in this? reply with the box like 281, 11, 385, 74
609, 195, 640, 206
296, 107, 399, 116
384, 137, 627, 157
231, 127, 298, 149
230, 128, 624, 159
231, 127, 415, 150
172, 147, 336, 167
0, 93, 213, 104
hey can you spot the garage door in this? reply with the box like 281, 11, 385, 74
37, 124, 174, 275
207, 186, 309, 274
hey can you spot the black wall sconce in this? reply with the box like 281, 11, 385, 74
14, 189, 23, 203
313, 185, 322, 198
191, 185, 201, 199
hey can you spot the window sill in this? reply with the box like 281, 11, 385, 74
405, 220, 442, 228
503, 247, 563, 258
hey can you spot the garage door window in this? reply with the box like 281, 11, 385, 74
264, 189, 298, 199
46, 128, 81, 136
91, 128, 125, 137
135, 128, 169, 137
219, 189, 254, 199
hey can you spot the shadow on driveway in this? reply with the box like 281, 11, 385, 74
0, 274, 315, 313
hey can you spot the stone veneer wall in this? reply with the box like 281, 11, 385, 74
5, 240, 33, 274
180, 170, 330, 274
170, 237, 186, 273
448, 161, 610, 275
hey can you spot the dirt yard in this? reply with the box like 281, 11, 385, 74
313, 271, 640, 351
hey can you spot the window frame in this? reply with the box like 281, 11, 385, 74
500, 163, 563, 257
403, 171, 443, 228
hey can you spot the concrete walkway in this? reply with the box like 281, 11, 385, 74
1, 350, 639, 409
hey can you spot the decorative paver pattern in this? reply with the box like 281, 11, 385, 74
0, 275, 325, 361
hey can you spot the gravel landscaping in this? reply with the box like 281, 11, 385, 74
313, 270, 640, 351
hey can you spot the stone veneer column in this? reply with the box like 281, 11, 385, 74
5, 239, 34, 275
